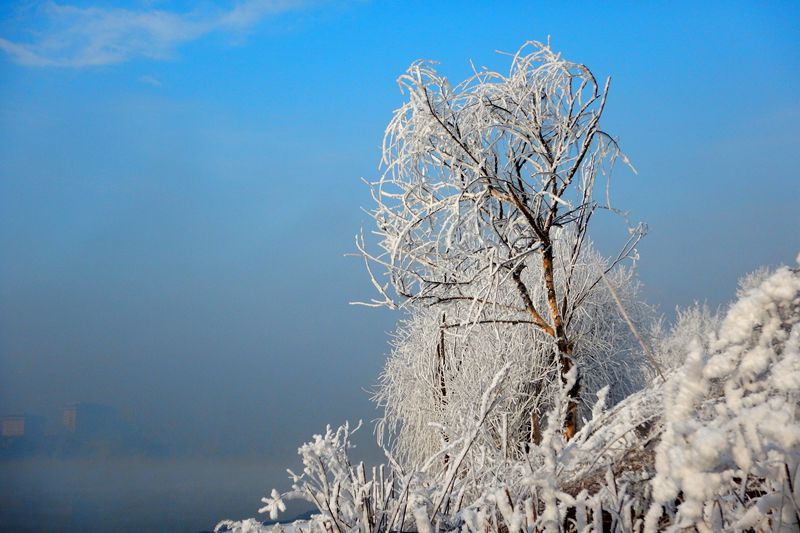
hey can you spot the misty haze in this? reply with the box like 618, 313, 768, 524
1, 2, 799, 533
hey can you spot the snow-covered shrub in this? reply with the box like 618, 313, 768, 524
215, 518, 274, 533
646, 260, 800, 532
650, 302, 721, 374
254, 421, 401, 533
256, 366, 523, 533
247, 257, 800, 532
251, 363, 661, 533
374, 234, 653, 471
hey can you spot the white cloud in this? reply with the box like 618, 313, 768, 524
139, 74, 162, 87
0, 0, 314, 68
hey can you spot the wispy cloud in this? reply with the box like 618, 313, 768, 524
0, 1, 313, 68
139, 73, 162, 87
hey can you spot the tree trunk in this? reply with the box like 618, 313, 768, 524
435, 313, 450, 464
543, 242, 580, 441
558, 340, 580, 441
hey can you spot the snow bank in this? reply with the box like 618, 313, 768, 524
214, 518, 310, 533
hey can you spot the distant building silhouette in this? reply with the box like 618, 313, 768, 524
1, 404, 164, 458
1, 415, 44, 438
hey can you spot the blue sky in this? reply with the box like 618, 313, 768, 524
0, 1, 798, 456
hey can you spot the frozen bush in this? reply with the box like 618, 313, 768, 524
374, 235, 654, 471
647, 259, 800, 532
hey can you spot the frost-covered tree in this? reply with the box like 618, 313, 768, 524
357, 41, 645, 438
375, 234, 652, 469
650, 302, 721, 374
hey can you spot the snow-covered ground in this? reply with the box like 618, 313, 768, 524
215, 518, 310, 533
